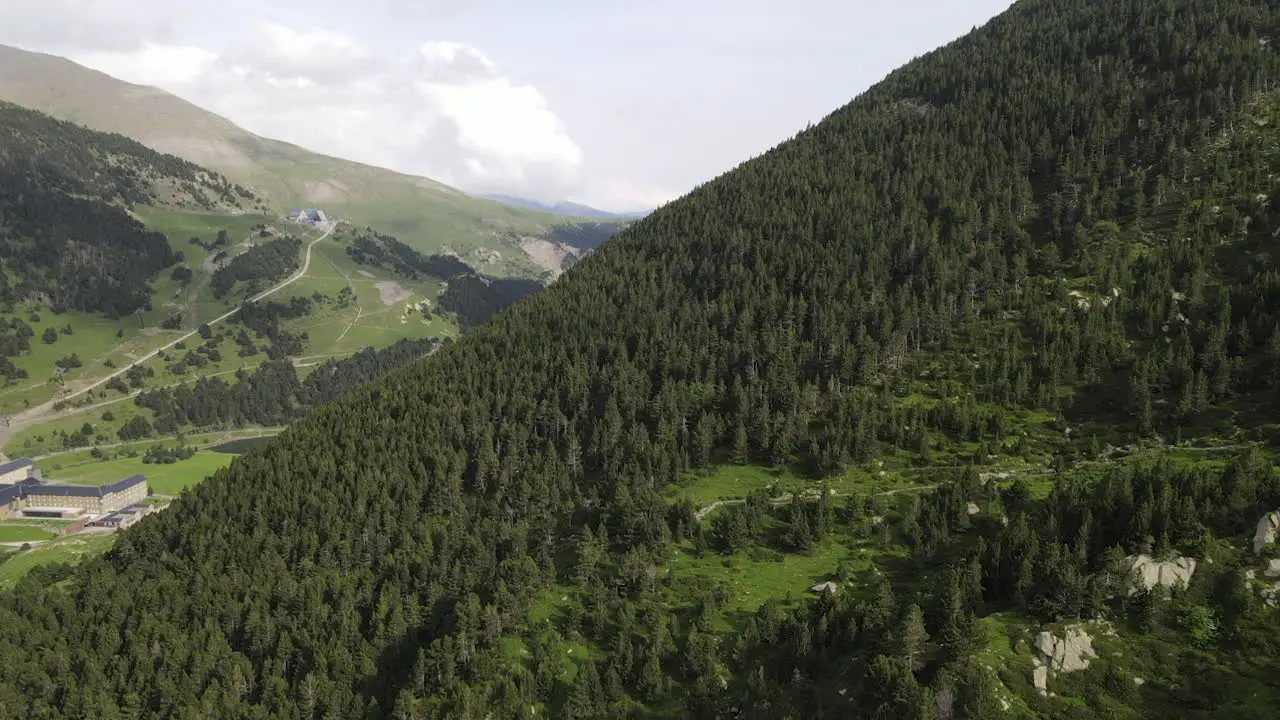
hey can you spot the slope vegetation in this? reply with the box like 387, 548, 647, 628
3, 1, 1280, 719
0, 101, 257, 320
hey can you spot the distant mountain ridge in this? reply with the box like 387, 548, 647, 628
0, 43, 580, 278
481, 193, 652, 219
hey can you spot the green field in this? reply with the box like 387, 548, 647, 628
665, 534, 880, 625
44, 450, 238, 495
3, 211, 457, 457
0, 307, 185, 414
0, 209, 277, 414
284, 236, 459, 356
0, 524, 54, 543
0, 533, 116, 589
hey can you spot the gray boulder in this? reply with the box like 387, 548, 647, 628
1031, 626, 1097, 694
1123, 554, 1196, 595
1254, 511, 1280, 554
810, 581, 838, 595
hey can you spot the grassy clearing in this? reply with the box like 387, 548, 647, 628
0, 210, 272, 414
43, 450, 237, 495
665, 534, 879, 629
0, 307, 178, 414
506, 585, 599, 685
0, 524, 54, 542
288, 239, 459, 356
0, 533, 116, 589
7, 402, 156, 456
669, 461, 1001, 516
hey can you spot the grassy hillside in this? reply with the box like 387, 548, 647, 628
0, 44, 598, 278
3, 1, 1280, 719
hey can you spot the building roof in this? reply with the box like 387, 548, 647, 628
0, 457, 34, 475
0, 483, 22, 505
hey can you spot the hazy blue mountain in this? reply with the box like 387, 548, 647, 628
481, 193, 651, 218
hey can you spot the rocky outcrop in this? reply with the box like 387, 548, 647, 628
1244, 567, 1280, 607
1123, 554, 1197, 595
1031, 626, 1097, 694
810, 581, 838, 595
1254, 511, 1280, 554
966, 502, 980, 516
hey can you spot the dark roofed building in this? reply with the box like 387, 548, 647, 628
20, 474, 148, 514
0, 457, 38, 483
0, 482, 23, 519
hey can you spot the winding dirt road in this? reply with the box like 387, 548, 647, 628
0, 223, 336, 454
693, 483, 942, 521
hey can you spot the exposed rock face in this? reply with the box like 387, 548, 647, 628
1031, 626, 1097, 694
810, 581, 838, 595
966, 502, 980, 516
1123, 554, 1197, 595
1255, 511, 1280, 554
1265, 558, 1280, 579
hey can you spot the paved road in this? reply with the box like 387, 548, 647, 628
0, 224, 336, 453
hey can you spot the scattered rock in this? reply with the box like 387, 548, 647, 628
810, 581, 838, 595
1030, 626, 1097, 694
1265, 558, 1280, 579
1134, 677, 1146, 686
1000, 697, 1011, 711
1253, 511, 1280, 554
1123, 554, 1197, 595
1033, 665, 1049, 694
967, 502, 980, 516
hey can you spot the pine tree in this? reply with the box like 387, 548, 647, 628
896, 605, 931, 672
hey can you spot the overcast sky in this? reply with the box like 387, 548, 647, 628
0, 0, 1013, 212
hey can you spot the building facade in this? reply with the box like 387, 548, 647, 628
88, 503, 152, 530
1, 473, 148, 517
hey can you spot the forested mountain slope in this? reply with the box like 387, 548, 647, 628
3, 0, 1280, 718
0, 101, 259, 316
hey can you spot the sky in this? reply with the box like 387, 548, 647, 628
0, 0, 1014, 213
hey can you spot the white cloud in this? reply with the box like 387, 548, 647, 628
56, 17, 587, 205
77, 44, 217, 86
0, 0, 188, 53
571, 181, 678, 214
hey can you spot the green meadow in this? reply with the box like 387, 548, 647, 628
43, 450, 237, 495
0, 533, 117, 590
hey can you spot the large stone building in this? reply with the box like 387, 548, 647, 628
0, 470, 148, 519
